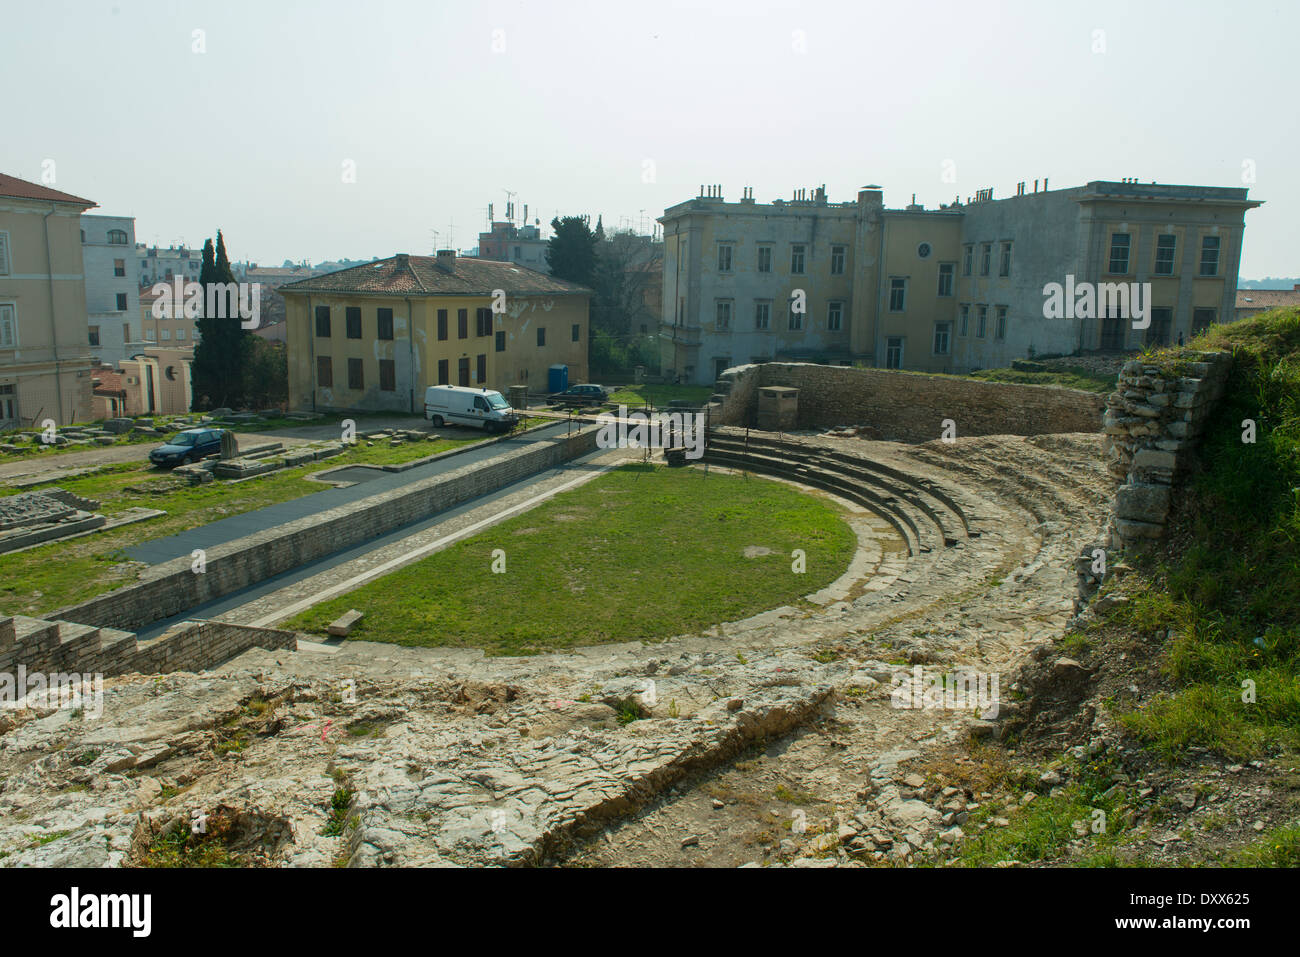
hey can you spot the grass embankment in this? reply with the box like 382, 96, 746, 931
1107, 308, 1300, 761
286, 462, 857, 655
968, 365, 1115, 394
0, 430, 491, 616
943, 309, 1300, 867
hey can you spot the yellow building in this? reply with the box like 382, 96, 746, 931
0, 173, 98, 426
279, 251, 590, 413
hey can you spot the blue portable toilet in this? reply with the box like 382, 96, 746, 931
548, 364, 569, 394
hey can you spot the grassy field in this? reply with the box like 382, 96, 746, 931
286, 462, 857, 655
606, 384, 717, 408
0, 429, 499, 616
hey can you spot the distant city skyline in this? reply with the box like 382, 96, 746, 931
2, 0, 1294, 276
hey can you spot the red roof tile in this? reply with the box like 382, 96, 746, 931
1236, 288, 1300, 310
0, 172, 95, 207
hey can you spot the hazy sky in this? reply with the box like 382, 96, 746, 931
2, 0, 1295, 276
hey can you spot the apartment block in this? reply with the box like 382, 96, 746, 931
279, 251, 590, 413
81, 213, 141, 367
659, 180, 1260, 385
0, 173, 98, 427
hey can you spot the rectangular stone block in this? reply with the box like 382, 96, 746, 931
1115, 483, 1171, 523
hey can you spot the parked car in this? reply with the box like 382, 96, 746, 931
424, 385, 517, 432
550, 383, 610, 406
149, 428, 225, 467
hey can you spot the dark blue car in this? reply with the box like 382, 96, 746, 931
149, 428, 225, 467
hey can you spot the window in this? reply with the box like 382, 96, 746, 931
0, 383, 16, 421
717, 244, 733, 272
885, 337, 903, 369
123, 322, 131, 342
757, 246, 772, 273
755, 301, 771, 330
0, 232, 11, 276
89, 326, 100, 347
933, 322, 951, 355
315, 306, 331, 337
938, 263, 954, 297
959, 303, 969, 336
316, 356, 332, 387
889, 278, 906, 311
107, 229, 128, 245
377, 308, 394, 340
1108, 233, 1131, 274
790, 245, 806, 274
1154, 234, 1177, 275
379, 359, 396, 391
999, 242, 1012, 277
437, 358, 449, 384
827, 300, 843, 331
715, 300, 732, 330
475, 307, 492, 337
496, 330, 506, 352
161, 329, 170, 341
1200, 235, 1220, 276
1145, 308, 1173, 347
788, 301, 803, 330
537, 326, 546, 346
1192, 308, 1216, 335
962, 244, 973, 276
113, 259, 125, 277
457, 308, 468, 339
346, 306, 362, 339
175, 328, 184, 341
976, 305, 987, 338
980, 243, 992, 276
571, 323, 580, 342
476, 354, 487, 384
116, 293, 128, 311
347, 357, 363, 390
437, 309, 448, 340
995, 306, 1007, 340
830, 245, 846, 275
457, 357, 470, 386
1, 304, 17, 348
917, 242, 932, 260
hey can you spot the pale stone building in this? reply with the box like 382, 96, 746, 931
660, 180, 1260, 385
81, 213, 141, 367
0, 173, 98, 427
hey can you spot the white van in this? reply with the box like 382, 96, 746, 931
424, 385, 516, 433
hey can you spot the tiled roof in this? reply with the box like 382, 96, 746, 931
1236, 287, 1300, 310
0, 172, 95, 207
92, 369, 125, 395
279, 254, 591, 298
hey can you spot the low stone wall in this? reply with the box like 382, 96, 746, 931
50, 427, 600, 633
0, 616, 295, 680
1101, 352, 1231, 550
715, 363, 1103, 441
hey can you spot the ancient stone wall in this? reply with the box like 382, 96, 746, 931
0, 616, 295, 681
714, 362, 1104, 441
51, 427, 601, 633
1100, 352, 1231, 550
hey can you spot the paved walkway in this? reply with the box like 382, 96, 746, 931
124, 422, 571, 566
136, 442, 617, 639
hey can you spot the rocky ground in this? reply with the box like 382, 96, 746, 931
2, 431, 1292, 868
